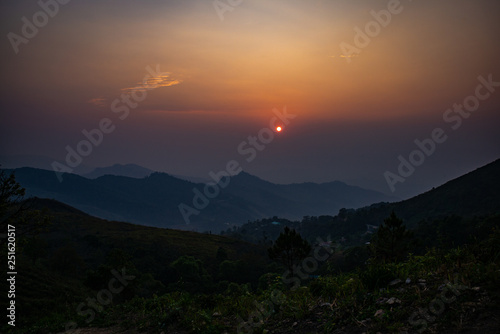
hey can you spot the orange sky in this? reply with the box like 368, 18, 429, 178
1, 0, 499, 198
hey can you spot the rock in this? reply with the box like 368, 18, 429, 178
387, 297, 401, 304
389, 279, 402, 286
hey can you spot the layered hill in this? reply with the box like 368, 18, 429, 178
232, 158, 500, 243
5, 167, 395, 232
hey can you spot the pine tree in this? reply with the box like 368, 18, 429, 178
268, 226, 311, 275
0, 168, 49, 246
371, 211, 412, 263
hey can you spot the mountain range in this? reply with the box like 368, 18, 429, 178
83, 163, 155, 179
5, 158, 499, 234
5, 166, 396, 232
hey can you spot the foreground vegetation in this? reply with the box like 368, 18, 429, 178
2, 211, 498, 334
76, 227, 500, 333
1, 169, 499, 333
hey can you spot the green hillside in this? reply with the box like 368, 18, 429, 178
1, 198, 273, 333
230, 159, 500, 245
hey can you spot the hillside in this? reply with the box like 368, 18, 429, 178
6, 167, 396, 232
5, 201, 499, 334
231, 158, 500, 244
1, 161, 500, 333
392, 157, 500, 222
27, 197, 270, 275
2, 197, 272, 331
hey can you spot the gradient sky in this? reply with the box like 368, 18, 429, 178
1, 0, 499, 199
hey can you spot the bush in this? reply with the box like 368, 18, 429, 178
359, 261, 395, 291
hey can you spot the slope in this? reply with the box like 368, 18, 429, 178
4, 197, 272, 331
232, 158, 500, 244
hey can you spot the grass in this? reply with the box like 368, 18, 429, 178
97, 232, 498, 334
4, 201, 499, 333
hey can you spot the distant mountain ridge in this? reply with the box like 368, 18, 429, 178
83, 163, 154, 179
4, 167, 396, 232
0, 154, 94, 174
0, 156, 204, 183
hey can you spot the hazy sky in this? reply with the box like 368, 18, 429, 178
1, 0, 499, 199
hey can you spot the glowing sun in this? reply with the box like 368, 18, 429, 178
276, 126, 282, 132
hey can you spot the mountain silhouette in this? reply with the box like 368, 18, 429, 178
83, 163, 155, 179
232, 158, 500, 243
6, 167, 396, 232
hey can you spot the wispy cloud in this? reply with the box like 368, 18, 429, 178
331, 54, 359, 60
89, 71, 181, 108
121, 73, 181, 93
87, 97, 107, 107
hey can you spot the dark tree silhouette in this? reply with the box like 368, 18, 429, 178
171, 255, 210, 283
371, 211, 412, 263
216, 246, 228, 262
268, 226, 311, 276
0, 169, 26, 224
0, 168, 49, 246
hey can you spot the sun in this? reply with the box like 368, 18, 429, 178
276, 126, 282, 132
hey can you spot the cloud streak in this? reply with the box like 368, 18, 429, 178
88, 98, 106, 107
121, 73, 182, 93
89, 71, 182, 109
